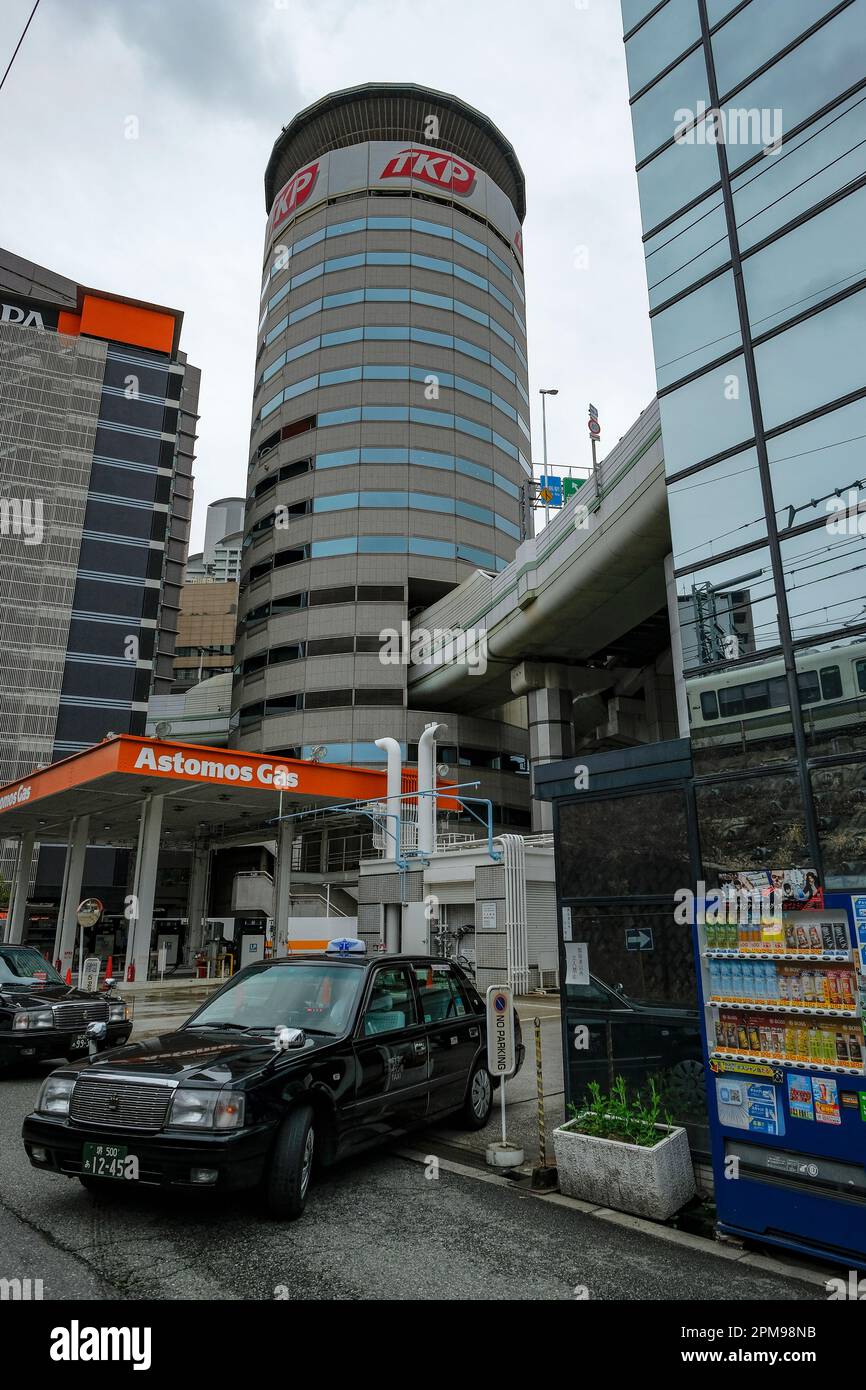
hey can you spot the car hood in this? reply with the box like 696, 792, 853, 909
62, 1028, 335, 1085
0, 983, 117, 1010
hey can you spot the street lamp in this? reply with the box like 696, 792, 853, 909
539, 388, 559, 530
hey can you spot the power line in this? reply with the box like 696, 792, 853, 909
0, 0, 40, 96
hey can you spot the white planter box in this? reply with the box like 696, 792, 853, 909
552, 1120, 695, 1221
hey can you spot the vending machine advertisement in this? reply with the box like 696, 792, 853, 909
696, 872, 866, 1271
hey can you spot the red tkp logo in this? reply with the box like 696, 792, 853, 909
270, 161, 320, 234
380, 147, 476, 197
513, 229, 524, 259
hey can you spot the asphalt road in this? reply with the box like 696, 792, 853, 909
0, 1060, 823, 1302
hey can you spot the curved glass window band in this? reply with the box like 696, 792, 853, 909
266, 251, 526, 337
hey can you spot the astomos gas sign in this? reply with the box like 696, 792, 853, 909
132, 746, 299, 789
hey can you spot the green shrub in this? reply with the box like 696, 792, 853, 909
564, 1076, 673, 1148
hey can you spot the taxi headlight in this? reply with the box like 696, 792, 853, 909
107, 1002, 130, 1023
37, 1075, 76, 1116
13, 1009, 54, 1031
168, 1087, 246, 1131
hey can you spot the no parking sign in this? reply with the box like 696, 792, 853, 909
486, 985, 516, 1077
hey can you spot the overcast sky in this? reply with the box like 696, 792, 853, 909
0, 0, 656, 549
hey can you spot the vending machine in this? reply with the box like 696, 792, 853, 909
696, 875, 866, 1271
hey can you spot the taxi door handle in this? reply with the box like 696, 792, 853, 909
469, 1027, 479, 1039
413, 1041, 427, 1054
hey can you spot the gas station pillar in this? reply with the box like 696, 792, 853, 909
55, 817, 90, 977
186, 843, 211, 960
273, 817, 294, 952
5, 831, 36, 944
126, 795, 164, 982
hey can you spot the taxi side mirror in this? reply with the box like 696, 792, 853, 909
274, 1026, 306, 1052
86, 1020, 108, 1058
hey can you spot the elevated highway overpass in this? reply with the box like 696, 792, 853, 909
407, 399, 684, 824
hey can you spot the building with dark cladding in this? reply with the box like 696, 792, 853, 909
0, 247, 198, 947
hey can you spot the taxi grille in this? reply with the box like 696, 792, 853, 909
52, 1000, 109, 1031
69, 1077, 173, 1131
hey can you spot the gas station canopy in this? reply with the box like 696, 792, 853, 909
0, 736, 399, 846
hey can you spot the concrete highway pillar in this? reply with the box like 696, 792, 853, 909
527, 687, 575, 832
125, 796, 164, 982
5, 831, 36, 944
55, 817, 90, 978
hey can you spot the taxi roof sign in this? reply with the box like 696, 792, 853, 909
326, 938, 366, 955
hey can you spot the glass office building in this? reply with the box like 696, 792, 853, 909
535, 3, 866, 1153
623, 0, 866, 887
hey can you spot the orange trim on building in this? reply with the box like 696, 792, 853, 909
57, 310, 81, 336
79, 295, 175, 353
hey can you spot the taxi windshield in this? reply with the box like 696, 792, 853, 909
0, 948, 62, 986
186, 962, 363, 1036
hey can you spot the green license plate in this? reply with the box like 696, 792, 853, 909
82, 1142, 132, 1179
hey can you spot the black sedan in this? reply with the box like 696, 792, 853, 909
22, 946, 524, 1219
0, 945, 131, 1069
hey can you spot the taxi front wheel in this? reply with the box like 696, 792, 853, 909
460, 1061, 493, 1130
263, 1104, 315, 1220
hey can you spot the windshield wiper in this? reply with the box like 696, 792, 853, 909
184, 1021, 250, 1031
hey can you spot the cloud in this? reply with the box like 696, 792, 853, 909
50, 0, 294, 111
0, 0, 656, 547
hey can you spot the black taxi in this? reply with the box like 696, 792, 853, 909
22, 941, 524, 1219
1, 945, 131, 1069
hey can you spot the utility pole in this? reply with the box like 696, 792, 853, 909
540, 387, 558, 531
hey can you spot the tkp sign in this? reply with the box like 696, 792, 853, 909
270, 161, 321, 235
380, 146, 476, 197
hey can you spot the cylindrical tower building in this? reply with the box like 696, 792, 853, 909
232, 83, 531, 840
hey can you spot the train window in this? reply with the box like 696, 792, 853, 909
797, 670, 821, 705
718, 686, 745, 717
743, 681, 771, 714
857, 660, 866, 695
767, 676, 788, 707
700, 692, 719, 720
819, 666, 842, 700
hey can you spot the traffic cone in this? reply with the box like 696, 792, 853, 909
105, 954, 113, 981
65, 967, 72, 985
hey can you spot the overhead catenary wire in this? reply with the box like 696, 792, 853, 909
0, 0, 40, 96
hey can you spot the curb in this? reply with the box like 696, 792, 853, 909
395, 1145, 833, 1294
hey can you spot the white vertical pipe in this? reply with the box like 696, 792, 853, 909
499, 834, 529, 994
374, 736, 403, 861
417, 722, 446, 856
